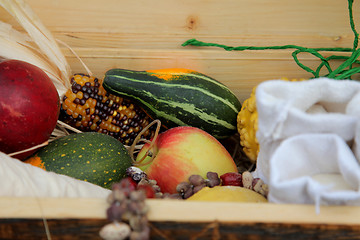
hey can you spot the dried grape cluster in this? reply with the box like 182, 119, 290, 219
126, 167, 161, 198
176, 171, 269, 199
221, 171, 269, 196
125, 167, 268, 201
100, 178, 151, 240
126, 167, 181, 199
176, 172, 221, 199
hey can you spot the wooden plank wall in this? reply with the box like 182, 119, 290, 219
0, 0, 359, 102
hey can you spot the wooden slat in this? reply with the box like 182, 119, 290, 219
2, 0, 357, 43
1, 197, 360, 226
53, 32, 355, 50
0, 219, 107, 240
1, 218, 360, 240
0, 197, 107, 219
2, 198, 360, 239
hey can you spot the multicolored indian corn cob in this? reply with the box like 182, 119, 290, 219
61, 74, 156, 145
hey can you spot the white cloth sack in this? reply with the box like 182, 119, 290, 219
253, 78, 360, 206
0, 151, 110, 198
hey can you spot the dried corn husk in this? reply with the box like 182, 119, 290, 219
0, 0, 71, 97
0, 0, 83, 148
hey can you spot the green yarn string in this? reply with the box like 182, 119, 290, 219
182, 0, 359, 80
349, 0, 359, 50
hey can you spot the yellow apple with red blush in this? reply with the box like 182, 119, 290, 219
135, 126, 238, 194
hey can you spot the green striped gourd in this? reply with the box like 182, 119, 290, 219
103, 68, 242, 139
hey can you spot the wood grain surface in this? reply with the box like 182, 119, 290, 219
1, 0, 359, 101
1, 218, 360, 240
1, 197, 360, 225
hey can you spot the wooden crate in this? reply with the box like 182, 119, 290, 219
1, 0, 360, 239
2, 197, 360, 239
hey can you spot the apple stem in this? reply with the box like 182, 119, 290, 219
128, 119, 162, 166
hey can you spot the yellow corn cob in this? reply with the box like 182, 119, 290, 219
237, 78, 306, 163
61, 74, 155, 145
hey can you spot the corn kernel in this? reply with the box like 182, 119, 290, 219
61, 74, 155, 145
67, 92, 77, 102
90, 123, 97, 131
76, 91, 83, 99
72, 111, 79, 119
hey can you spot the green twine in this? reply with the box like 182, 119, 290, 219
349, 0, 359, 50
182, 0, 360, 80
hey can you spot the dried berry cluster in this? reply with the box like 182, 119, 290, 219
176, 171, 268, 199
125, 167, 268, 200
176, 172, 221, 199
126, 167, 162, 198
220, 171, 269, 197
126, 166, 181, 199
99, 178, 150, 240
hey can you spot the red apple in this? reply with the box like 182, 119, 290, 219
0, 59, 60, 160
135, 126, 238, 194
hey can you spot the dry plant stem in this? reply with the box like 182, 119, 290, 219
190, 221, 220, 240
8, 140, 49, 157
124, 143, 146, 152
56, 39, 92, 78
51, 128, 69, 138
56, 120, 82, 134
147, 222, 175, 240
129, 119, 162, 167
231, 140, 239, 159
53, 120, 147, 152
247, 163, 255, 172
9, 122, 81, 155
